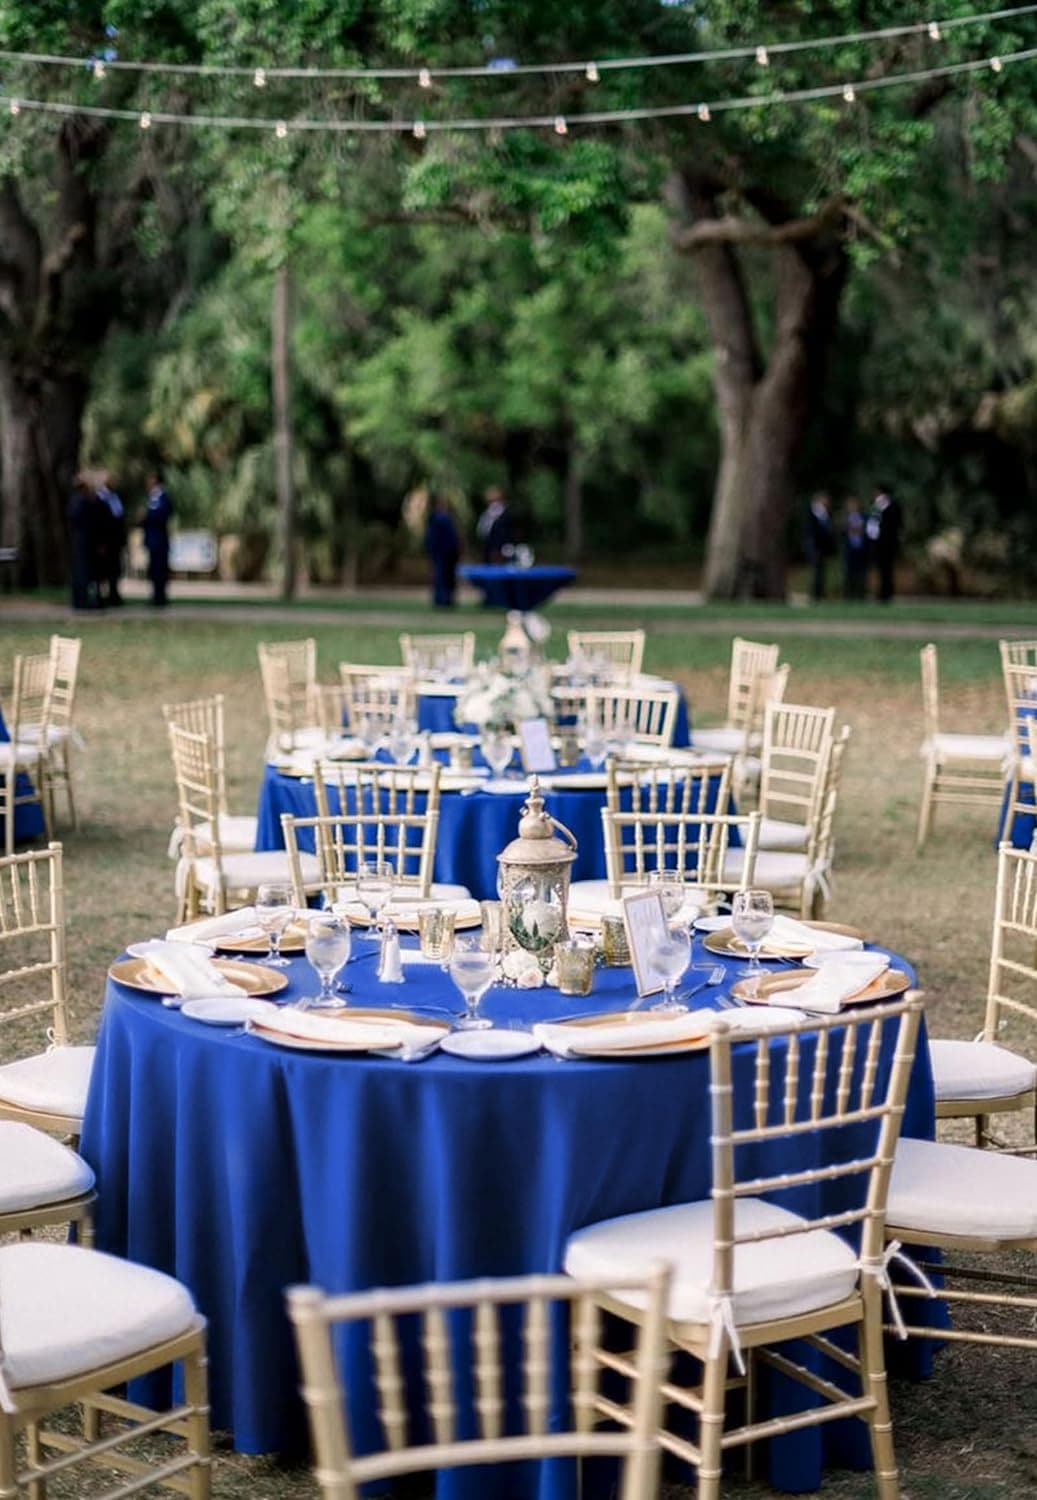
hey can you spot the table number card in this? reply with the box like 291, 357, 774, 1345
518, 717, 558, 774
622, 890, 669, 997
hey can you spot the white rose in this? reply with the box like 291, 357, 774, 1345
502, 948, 540, 982
516, 967, 544, 989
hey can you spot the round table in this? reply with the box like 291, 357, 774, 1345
0, 702, 45, 846
80, 940, 933, 1497
460, 565, 577, 610
416, 682, 693, 748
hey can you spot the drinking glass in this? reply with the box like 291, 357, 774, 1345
731, 888, 775, 983
448, 940, 496, 1030
386, 717, 418, 765
652, 921, 692, 1012
419, 906, 456, 964
481, 728, 513, 780
255, 883, 294, 968
356, 860, 394, 940
357, 713, 383, 758
554, 938, 596, 997
302, 915, 352, 1009
581, 714, 608, 771
648, 868, 685, 919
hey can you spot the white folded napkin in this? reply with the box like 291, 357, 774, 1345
483, 779, 530, 795
249, 1007, 438, 1050
142, 941, 248, 999
766, 915, 863, 953
165, 907, 260, 944
774, 955, 889, 1014
533, 1008, 714, 1059
333, 894, 480, 927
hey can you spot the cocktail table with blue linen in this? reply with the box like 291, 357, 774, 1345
80, 935, 934, 1498
0, 700, 45, 845
460, 565, 577, 610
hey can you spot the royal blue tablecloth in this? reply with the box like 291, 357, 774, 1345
416, 685, 693, 748
996, 779, 1034, 849
80, 940, 933, 1496
460, 566, 577, 610
0, 702, 45, 845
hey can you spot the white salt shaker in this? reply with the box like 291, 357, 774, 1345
377, 920, 405, 983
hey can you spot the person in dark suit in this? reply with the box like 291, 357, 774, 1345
68, 474, 101, 611
424, 493, 461, 607
96, 473, 126, 607
476, 485, 512, 564
842, 496, 868, 600
143, 470, 173, 607
804, 492, 835, 601
868, 487, 902, 602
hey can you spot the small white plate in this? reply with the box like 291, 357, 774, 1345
693, 915, 731, 933
802, 950, 883, 970
440, 1029, 539, 1060
126, 939, 215, 959
181, 997, 280, 1027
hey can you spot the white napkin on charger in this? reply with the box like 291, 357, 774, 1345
249, 1007, 440, 1050
165, 907, 263, 944
533, 1009, 715, 1059
332, 894, 480, 927
774, 954, 889, 1014
764, 915, 862, 953
142, 941, 248, 999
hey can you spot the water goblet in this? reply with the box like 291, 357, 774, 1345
651, 921, 692, 1012
386, 717, 418, 765
356, 860, 394, 941
481, 728, 514, 781
648, 868, 685, 920
255, 883, 294, 968
448, 939, 496, 1030
302, 914, 352, 1009
581, 714, 608, 771
731, 888, 775, 986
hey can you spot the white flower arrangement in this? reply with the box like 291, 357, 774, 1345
501, 949, 544, 988
455, 663, 553, 730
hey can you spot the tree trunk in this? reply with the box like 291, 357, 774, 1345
272, 261, 296, 599
563, 438, 584, 562
0, 361, 84, 586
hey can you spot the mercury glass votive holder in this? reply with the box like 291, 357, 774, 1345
600, 914, 631, 967
554, 938, 596, 997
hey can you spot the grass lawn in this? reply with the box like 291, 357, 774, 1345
2, 607, 1034, 1498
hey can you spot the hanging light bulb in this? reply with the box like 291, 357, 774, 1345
275, 120, 288, 139
139, 111, 152, 129
253, 67, 266, 88
585, 61, 599, 82
92, 59, 106, 80
554, 115, 568, 134
842, 83, 856, 103
413, 118, 426, 139
990, 55, 1003, 72
927, 21, 942, 41
697, 103, 711, 122
418, 68, 432, 88
8, 98, 19, 116
756, 46, 770, 66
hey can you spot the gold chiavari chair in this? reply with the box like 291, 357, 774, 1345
258, 638, 324, 753
33, 635, 82, 829
605, 756, 734, 818
596, 807, 761, 914
0, 1242, 210, 1499
339, 665, 417, 740
282, 793, 450, 911
162, 694, 258, 854
689, 637, 781, 757
927, 842, 1037, 1149
756, 700, 835, 851
566, 629, 646, 680
168, 723, 319, 921
583, 683, 679, 749
999, 640, 1037, 843
916, 644, 1008, 850
0, 655, 54, 856
565, 994, 925, 1500
0, 844, 93, 1143
399, 631, 476, 678
287, 1264, 672, 1500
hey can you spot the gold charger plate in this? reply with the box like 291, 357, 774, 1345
248, 1007, 449, 1054
336, 904, 481, 932
557, 1011, 712, 1059
109, 957, 289, 999
730, 967, 910, 1006
703, 920, 864, 960
214, 922, 307, 956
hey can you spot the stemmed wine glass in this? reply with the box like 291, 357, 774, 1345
648, 868, 685, 919
448, 939, 496, 1030
581, 713, 607, 771
652, 921, 692, 1012
301, 914, 352, 1009
481, 728, 514, 782
386, 717, 418, 765
731, 889, 775, 985
356, 860, 394, 940
255, 883, 294, 968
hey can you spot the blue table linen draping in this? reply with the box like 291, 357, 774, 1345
0, 701, 45, 845
416, 686, 692, 748
459, 566, 577, 610
80, 940, 934, 1497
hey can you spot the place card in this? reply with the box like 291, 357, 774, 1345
518, 717, 557, 774
622, 890, 669, 998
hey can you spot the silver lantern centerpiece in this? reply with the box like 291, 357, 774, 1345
497, 778, 577, 972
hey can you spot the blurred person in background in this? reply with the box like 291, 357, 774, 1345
96, 471, 126, 607
476, 485, 512, 564
868, 486, 902, 602
142, 470, 173, 607
424, 492, 461, 608
804, 491, 835, 601
842, 496, 868, 600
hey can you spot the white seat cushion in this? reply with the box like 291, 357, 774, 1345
0, 1046, 94, 1122
723, 848, 809, 891
927, 732, 1009, 764
0, 1123, 94, 1213
0, 742, 41, 769
17, 725, 71, 749
565, 1198, 858, 1327
0, 1242, 198, 1391
757, 817, 810, 853
888, 1137, 1037, 1240
197, 814, 259, 854
690, 727, 745, 755
427, 883, 473, 902
929, 1037, 1036, 1102
192, 849, 320, 894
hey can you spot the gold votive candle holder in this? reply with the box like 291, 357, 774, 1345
554, 938, 596, 996
600, 914, 631, 967
418, 906, 456, 963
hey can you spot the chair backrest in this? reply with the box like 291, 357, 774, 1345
9, 653, 54, 744
48, 635, 81, 733
566, 630, 645, 681
167, 723, 222, 870
399, 632, 476, 678
983, 842, 1037, 1043
759, 701, 835, 829
339, 665, 416, 736
601, 807, 761, 902
708, 995, 923, 1323
282, 804, 440, 907
919, 644, 940, 742
163, 694, 229, 815
999, 642, 1037, 761
606, 757, 733, 819
727, 638, 780, 730
286, 1264, 672, 1500
583, 685, 679, 748
0, 842, 70, 1047
258, 639, 318, 748
313, 762, 442, 824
